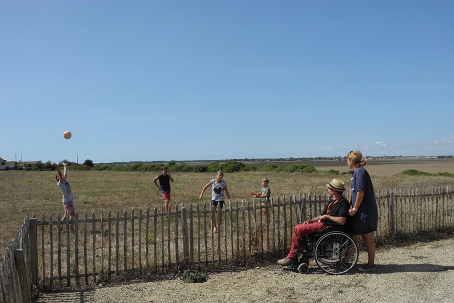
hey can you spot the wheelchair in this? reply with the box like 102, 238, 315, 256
288, 225, 359, 275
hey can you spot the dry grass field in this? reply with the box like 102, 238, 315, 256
1, 158, 454, 256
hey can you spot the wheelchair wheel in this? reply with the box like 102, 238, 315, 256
297, 263, 309, 273
314, 231, 358, 275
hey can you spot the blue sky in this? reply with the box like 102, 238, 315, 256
1, 1, 453, 163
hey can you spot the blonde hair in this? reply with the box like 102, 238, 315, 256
216, 171, 224, 176
347, 150, 367, 167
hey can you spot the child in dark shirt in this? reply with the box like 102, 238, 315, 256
153, 166, 174, 213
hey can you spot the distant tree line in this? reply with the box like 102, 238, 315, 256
3, 159, 341, 174
4, 159, 96, 171
93, 161, 325, 174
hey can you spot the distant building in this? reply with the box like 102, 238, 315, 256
20, 161, 37, 167
0, 160, 15, 170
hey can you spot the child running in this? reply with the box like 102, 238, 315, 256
251, 178, 271, 222
153, 166, 174, 213
199, 171, 231, 233
52, 162, 76, 231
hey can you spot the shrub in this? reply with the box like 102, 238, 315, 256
33, 161, 44, 170
170, 164, 194, 172
207, 162, 222, 172
75, 165, 91, 171
107, 165, 132, 172
398, 169, 432, 176
43, 161, 55, 171
223, 161, 246, 173
83, 159, 95, 168
192, 165, 208, 173
137, 164, 163, 172
130, 163, 143, 171
434, 172, 454, 177
259, 164, 278, 172
318, 169, 340, 175
93, 164, 110, 171
178, 268, 207, 283
241, 165, 257, 171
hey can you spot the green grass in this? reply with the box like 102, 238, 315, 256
1, 170, 454, 255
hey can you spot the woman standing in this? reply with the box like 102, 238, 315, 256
347, 150, 378, 271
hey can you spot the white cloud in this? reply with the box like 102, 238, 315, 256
433, 135, 454, 145
375, 141, 388, 148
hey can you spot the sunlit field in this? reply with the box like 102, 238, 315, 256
1, 159, 454, 255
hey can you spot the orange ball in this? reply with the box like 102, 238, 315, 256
63, 131, 72, 139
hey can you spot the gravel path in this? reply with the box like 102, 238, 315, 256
37, 238, 454, 303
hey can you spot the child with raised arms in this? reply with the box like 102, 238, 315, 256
199, 171, 231, 233
52, 162, 76, 232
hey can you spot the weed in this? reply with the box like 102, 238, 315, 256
26, 179, 32, 182
147, 232, 153, 243
178, 268, 207, 283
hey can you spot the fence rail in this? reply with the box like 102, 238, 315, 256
1, 186, 453, 302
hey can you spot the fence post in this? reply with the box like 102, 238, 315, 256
390, 190, 395, 236
14, 249, 32, 303
181, 207, 189, 264
0, 265, 9, 303
300, 193, 306, 223
29, 218, 38, 288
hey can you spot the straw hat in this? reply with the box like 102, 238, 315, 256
326, 178, 345, 192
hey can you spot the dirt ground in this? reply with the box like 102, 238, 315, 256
36, 238, 454, 303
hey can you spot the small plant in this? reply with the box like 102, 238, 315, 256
26, 179, 32, 182
147, 232, 153, 243
178, 268, 207, 283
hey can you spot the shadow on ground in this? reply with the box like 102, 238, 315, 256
368, 263, 454, 274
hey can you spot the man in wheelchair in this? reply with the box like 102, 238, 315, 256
277, 178, 349, 267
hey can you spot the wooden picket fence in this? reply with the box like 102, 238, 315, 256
0, 215, 37, 303
1, 186, 453, 302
